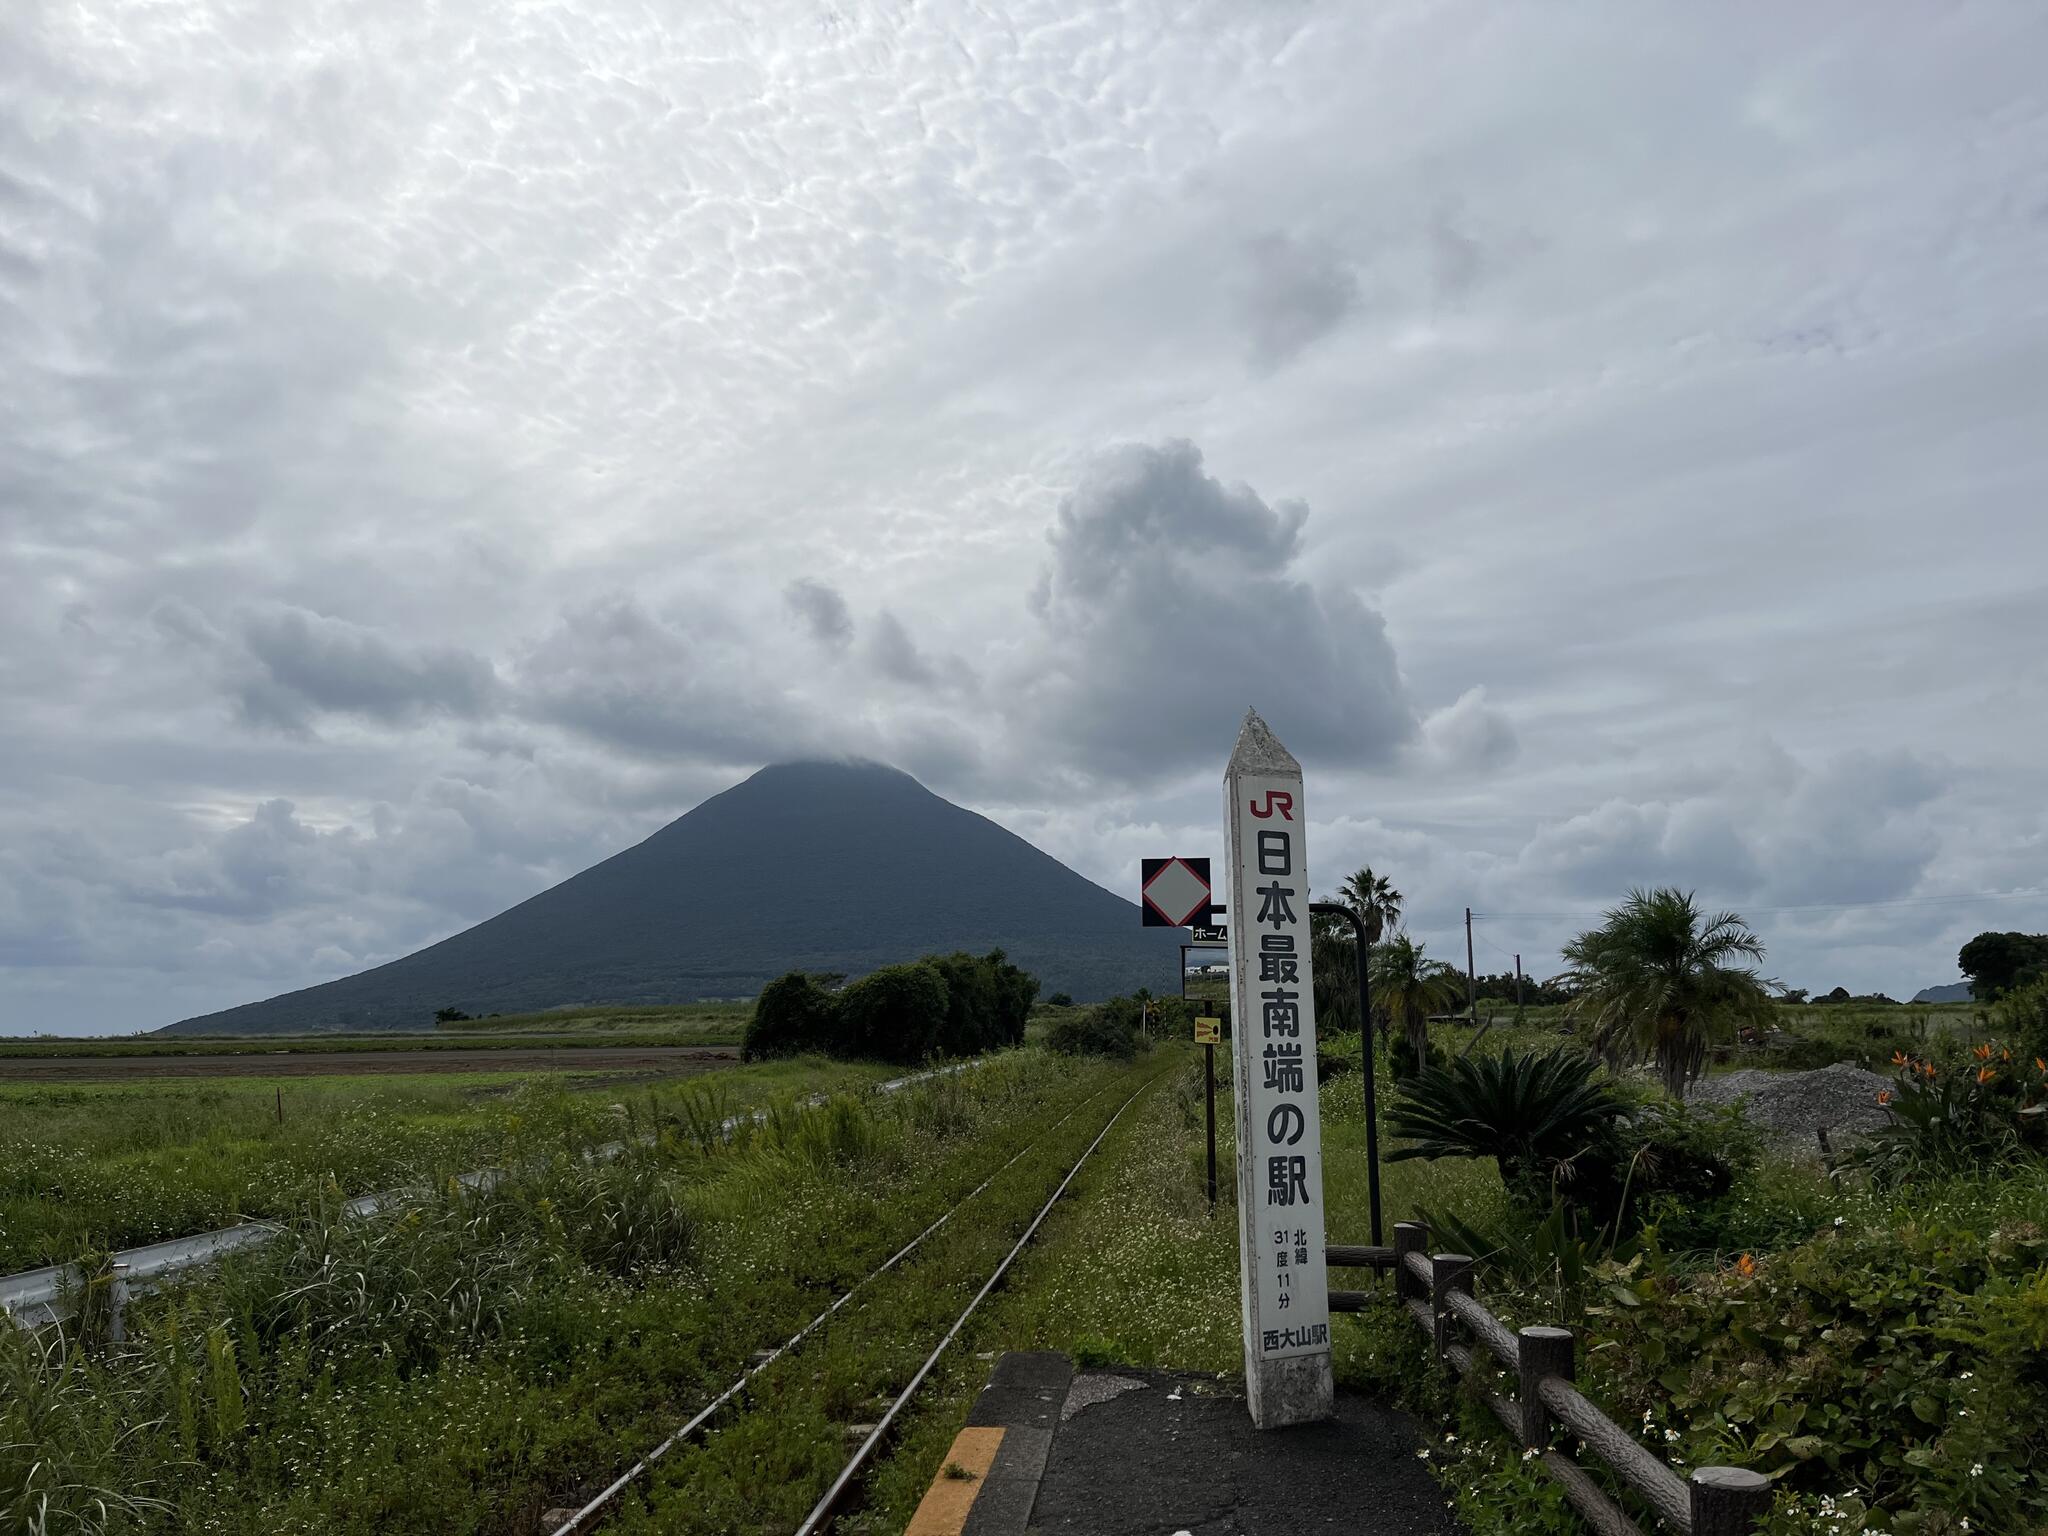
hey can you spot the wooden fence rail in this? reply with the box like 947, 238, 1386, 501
1326, 1220, 1772, 1536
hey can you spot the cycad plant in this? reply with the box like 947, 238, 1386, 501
1370, 933, 1462, 1069
1560, 887, 1774, 1098
1386, 1044, 1625, 1201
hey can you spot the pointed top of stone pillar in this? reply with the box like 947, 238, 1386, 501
1227, 708, 1300, 778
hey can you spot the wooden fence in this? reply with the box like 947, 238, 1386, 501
1327, 1220, 1773, 1536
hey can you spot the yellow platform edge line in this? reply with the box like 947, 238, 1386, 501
904, 1425, 1007, 1536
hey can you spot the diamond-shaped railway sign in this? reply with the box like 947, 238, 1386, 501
1140, 856, 1213, 928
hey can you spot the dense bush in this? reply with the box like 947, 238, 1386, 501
1594, 1204, 2048, 1531
1999, 975, 2048, 1063
835, 961, 952, 1063
744, 950, 1038, 1064
743, 972, 842, 1060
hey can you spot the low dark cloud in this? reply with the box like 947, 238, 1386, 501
785, 578, 854, 649
869, 610, 941, 687
236, 607, 500, 729
513, 596, 816, 765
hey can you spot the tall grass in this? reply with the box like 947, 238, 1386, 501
2, 1047, 1123, 1534
0, 1060, 889, 1272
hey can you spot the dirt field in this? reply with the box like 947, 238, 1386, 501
0, 1044, 740, 1082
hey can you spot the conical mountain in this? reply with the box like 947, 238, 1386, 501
162, 761, 1186, 1034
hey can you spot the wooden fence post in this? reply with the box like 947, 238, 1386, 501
1394, 1221, 1428, 1303
1515, 1325, 1573, 1448
1690, 1466, 1772, 1534
1430, 1253, 1473, 1360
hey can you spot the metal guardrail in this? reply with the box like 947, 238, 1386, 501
1328, 1223, 1773, 1536
1, 1063, 968, 1329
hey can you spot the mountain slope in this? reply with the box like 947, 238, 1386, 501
163, 761, 1185, 1033
1910, 981, 1972, 1004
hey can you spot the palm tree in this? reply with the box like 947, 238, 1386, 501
1559, 888, 1774, 1099
1340, 867, 1402, 945
1370, 933, 1463, 1067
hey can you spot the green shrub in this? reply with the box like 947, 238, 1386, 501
744, 972, 842, 1060
748, 950, 1037, 1063
837, 961, 952, 1063
1596, 1206, 2048, 1530
1388, 1032, 1449, 1080
1997, 976, 2048, 1065
1048, 998, 1142, 1059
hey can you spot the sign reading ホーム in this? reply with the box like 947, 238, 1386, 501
1223, 710, 1333, 1429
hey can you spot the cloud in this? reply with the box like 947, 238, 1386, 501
785, 578, 854, 650
1418, 687, 1518, 774
235, 607, 501, 729
5, 3, 2048, 1029
513, 596, 815, 765
1237, 234, 1359, 369
1022, 440, 1415, 780
1512, 747, 1945, 909
869, 610, 941, 687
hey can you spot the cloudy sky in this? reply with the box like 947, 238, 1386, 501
5, 1, 2046, 1033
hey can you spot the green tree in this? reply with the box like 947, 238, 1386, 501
1369, 933, 1462, 1069
1958, 931, 2048, 1001
744, 971, 840, 1059
1339, 866, 1403, 946
1561, 888, 1774, 1099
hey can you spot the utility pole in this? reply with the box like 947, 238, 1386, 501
1514, 954, 1525, 1025
1465, 907, 1479, 1026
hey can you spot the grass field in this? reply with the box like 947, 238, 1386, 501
0, 1002, 754, 1057
0, 1057, 886, 1273
4, 1048, 1149, 1533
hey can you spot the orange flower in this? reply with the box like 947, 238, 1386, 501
1735, 1253, 1756, 1278
1891, 1050, 1910, 1067
1977, 1066, 1996, 1085
2001, 1048, 2012, 1062
1974, 1043, 1993, 1061
2035, 1057, 2046, 1074
1922, 1062, 1938, 1078
1876, 1088, 1894, 1106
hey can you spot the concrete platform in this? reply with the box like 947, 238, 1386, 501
903, 1353, 1464, 1536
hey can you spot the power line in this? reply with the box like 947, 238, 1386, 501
1472, 888, 2046, 922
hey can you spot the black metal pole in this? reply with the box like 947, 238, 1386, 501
1204, 1042, 1217, 1207
1186, 942, 1217, 1207
1312, 902, 1381, 1249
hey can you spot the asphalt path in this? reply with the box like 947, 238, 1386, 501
0, 1044, 739, 1081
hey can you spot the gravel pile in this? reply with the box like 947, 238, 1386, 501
1693, 1061, 1892, 1144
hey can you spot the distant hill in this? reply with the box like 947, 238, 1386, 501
1911, 981, 1973, 1004
162, 761, 1185, 1034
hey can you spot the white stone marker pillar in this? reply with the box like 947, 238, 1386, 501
1224, 709, 1334, 1428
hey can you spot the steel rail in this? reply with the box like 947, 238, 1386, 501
792, 1073, 1157, 1536
548, 1078, 1115, 1536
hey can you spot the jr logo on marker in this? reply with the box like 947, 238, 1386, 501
1248, 791, 1294, 821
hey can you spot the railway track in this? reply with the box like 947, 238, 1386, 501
554, 1070, 1158, 1536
